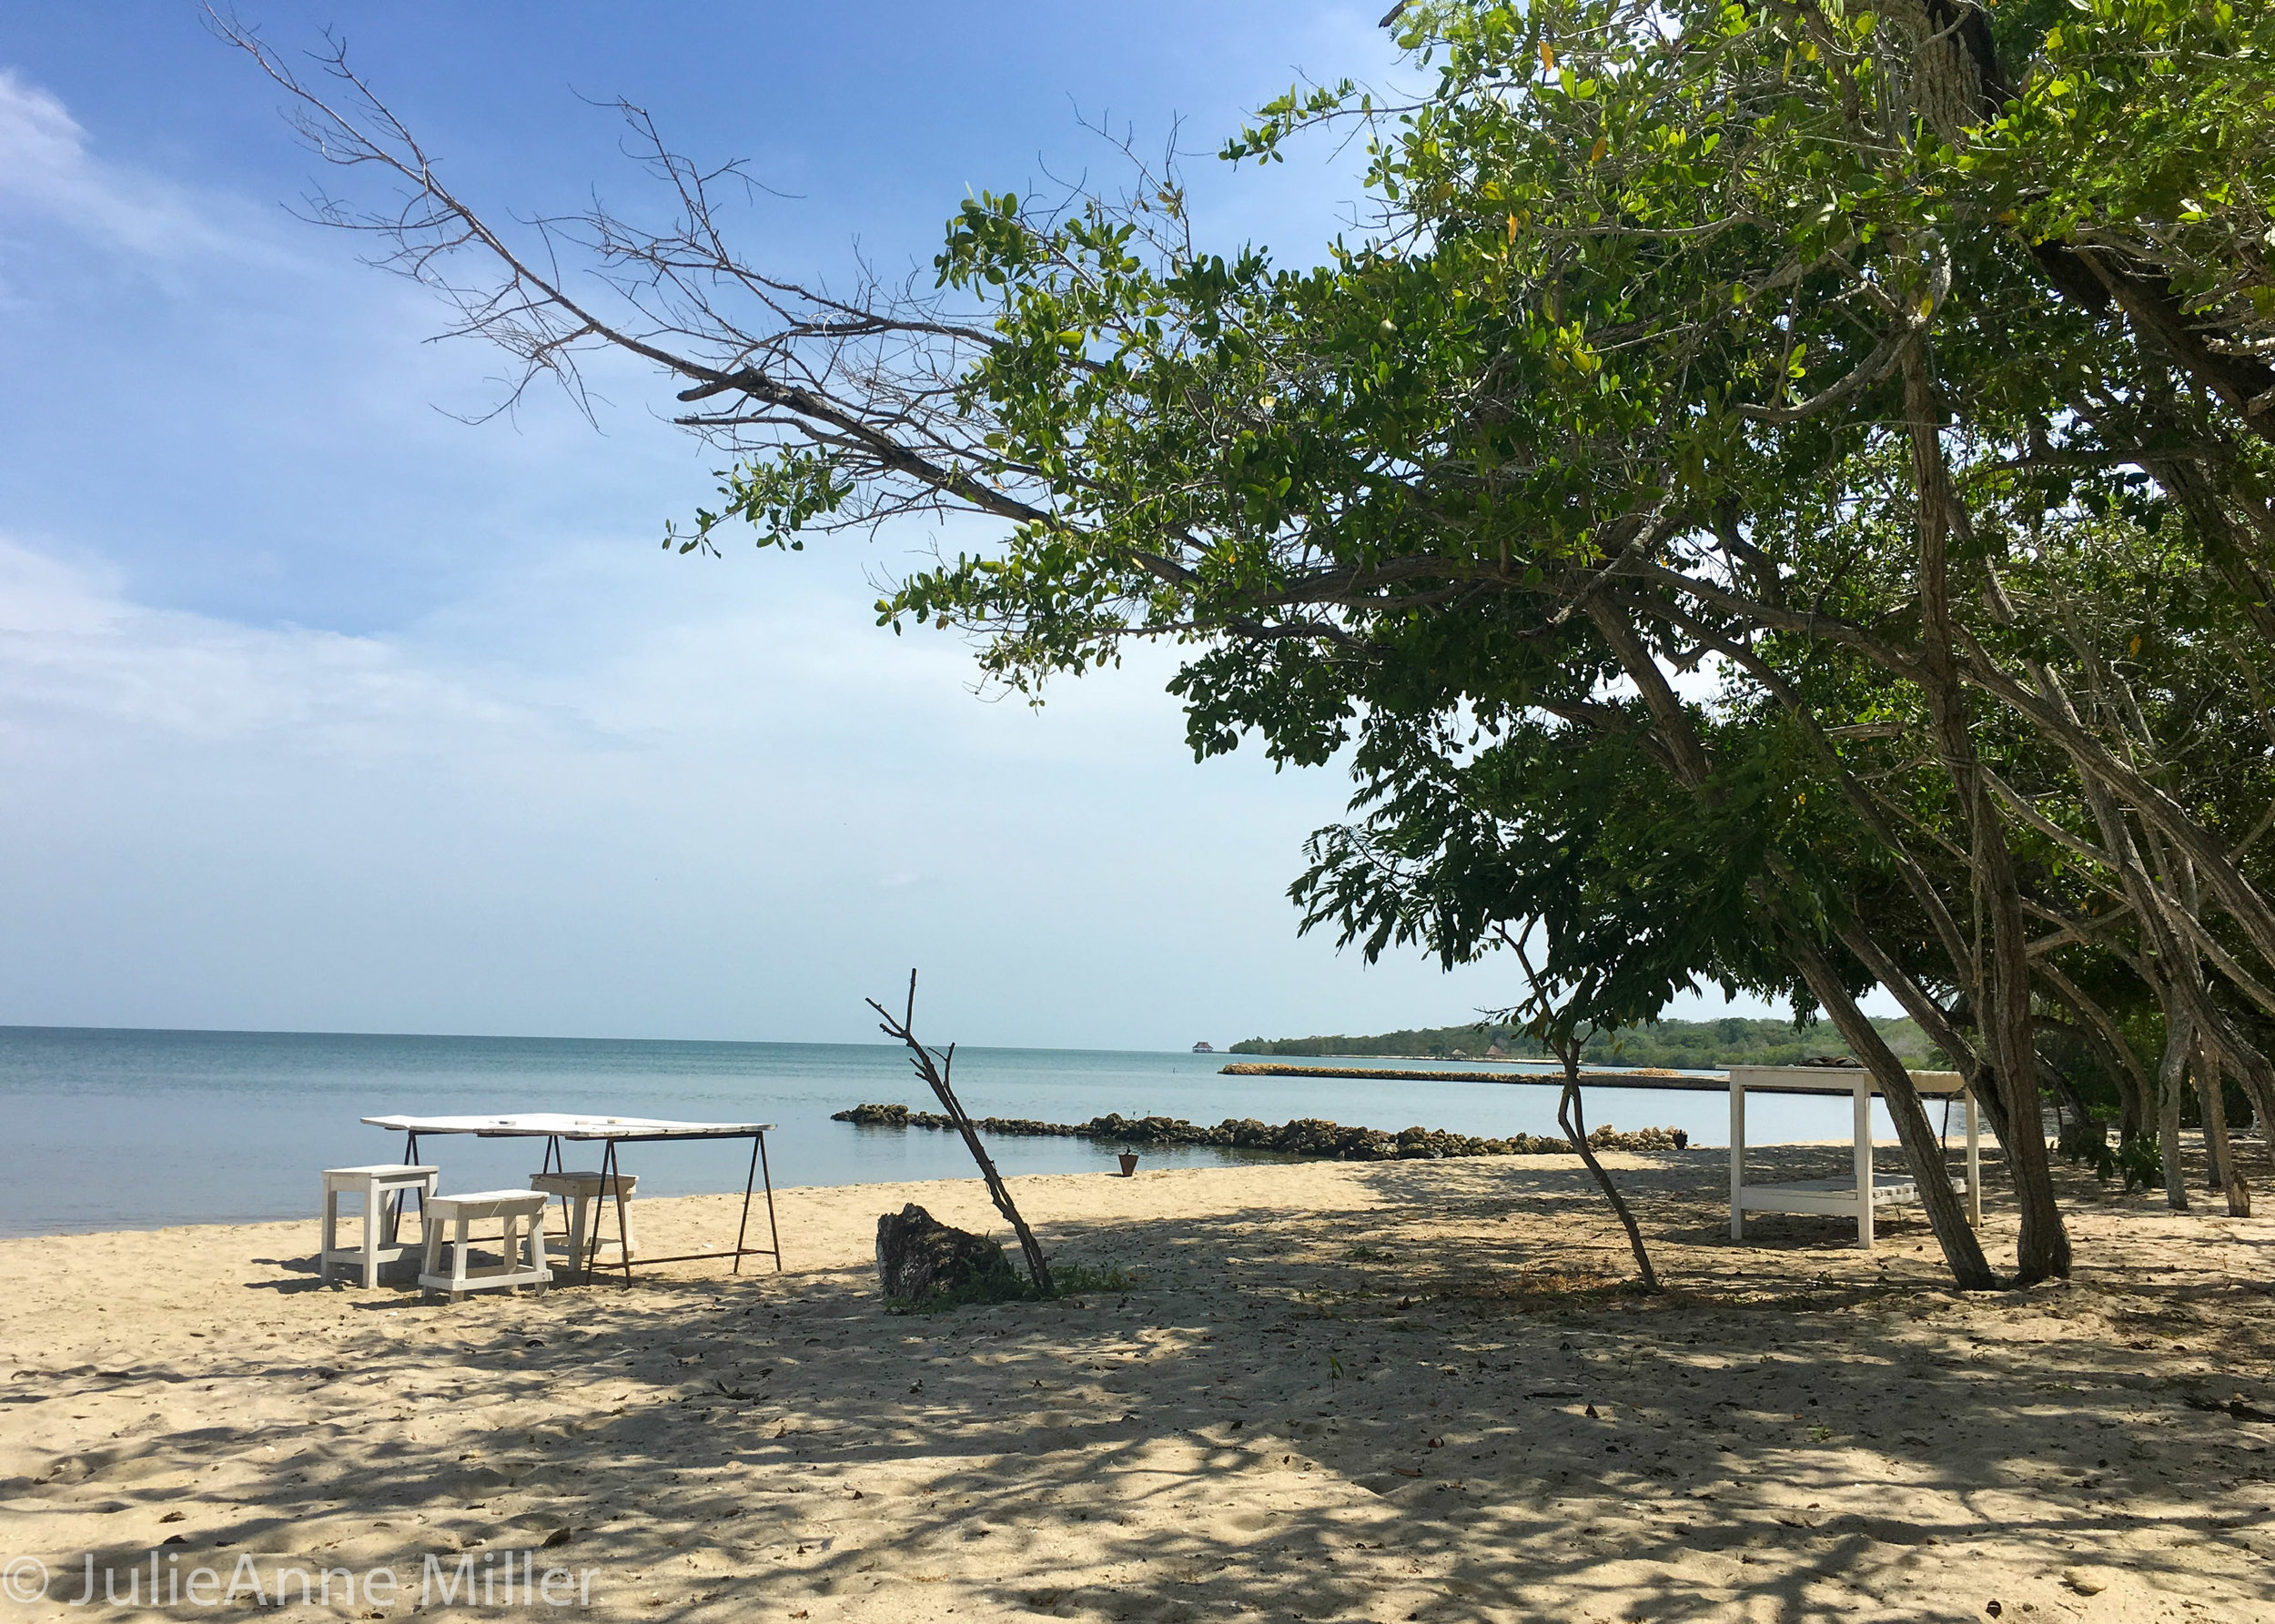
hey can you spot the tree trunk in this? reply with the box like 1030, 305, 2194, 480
2039, 1054, 2101, 1150
2156, 954, 2275, 1182
2158, 1012, 2193, 1213
1902, 345, 2071, 1281
2194, 1041, 2252, 1215
2237, 1063, 2275, 1177
2037, 964, 2151, 1143
1582, 597, 2000, 1288
1835, 914, 2012, 1149
1795, 928, 2000, 1288
2198, 1043, 2229, 1192
1553, 1050, 1660, 1293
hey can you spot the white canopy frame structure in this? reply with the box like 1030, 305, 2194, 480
1726, 1067, 1981, 1251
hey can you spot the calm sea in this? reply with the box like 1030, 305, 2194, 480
0, 1026, 1907, 1236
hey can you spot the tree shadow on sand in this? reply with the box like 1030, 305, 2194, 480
22, 1152, 2275, 1620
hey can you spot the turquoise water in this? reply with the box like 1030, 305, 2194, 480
0, 1026, 1903, 1236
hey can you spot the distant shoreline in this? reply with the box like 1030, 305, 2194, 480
1218, 1061, 1847, 1094
1226, 1012, 1936, 1072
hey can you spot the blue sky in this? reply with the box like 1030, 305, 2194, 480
0, 4, 1805, 1047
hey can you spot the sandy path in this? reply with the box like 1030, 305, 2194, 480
2, 1147, 2270, 1621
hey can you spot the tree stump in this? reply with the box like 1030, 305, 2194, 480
875, 1204, 1017, 1301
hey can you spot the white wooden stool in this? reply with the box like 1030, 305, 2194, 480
319, 1164, 440, 1288
530, 1171, 640, 1275
418, 1191, 551, 1301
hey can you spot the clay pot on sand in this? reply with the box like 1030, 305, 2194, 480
1117, 1153, 1140, 1177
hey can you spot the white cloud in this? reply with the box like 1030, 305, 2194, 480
0, 538, 126, 635
0, 532, 1477, 1044
0, 537, 538, 754
0, 528, 1178, 772
0, 532, 1815, 1038
0, 67, 243, 260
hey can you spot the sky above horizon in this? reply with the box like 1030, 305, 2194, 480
0, 3, 1832, 1049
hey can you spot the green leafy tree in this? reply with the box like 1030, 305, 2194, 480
225, 0, 2275, 1280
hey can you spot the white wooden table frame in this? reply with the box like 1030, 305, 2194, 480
360, 1113, 782, 1286
1726, 1067, 1981, 1251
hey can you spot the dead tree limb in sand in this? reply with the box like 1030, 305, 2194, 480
868, 970, 1055, 1294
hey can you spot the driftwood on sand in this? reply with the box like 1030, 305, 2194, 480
866, 972, 1055, 1295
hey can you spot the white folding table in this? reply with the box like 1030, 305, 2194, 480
362, 1113, 782, 1284
1726, 1067, 1980, 1251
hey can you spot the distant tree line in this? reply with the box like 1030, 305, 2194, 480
1228, 1014, 1936, 1069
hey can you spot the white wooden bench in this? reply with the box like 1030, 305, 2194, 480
418, 1191, 551, 1300
319, 1164, 440, 1288
529, 1170, 639, 1276
1728, 1067, 1981, 1251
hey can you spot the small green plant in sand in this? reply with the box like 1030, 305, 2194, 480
1343, 1245, 1395, 1263
2114, 1135, 2164, 1195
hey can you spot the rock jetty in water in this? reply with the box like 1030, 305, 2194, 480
831, 1102, 1688, 1160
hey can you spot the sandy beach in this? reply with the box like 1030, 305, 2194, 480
3, 1147, 2270, 1621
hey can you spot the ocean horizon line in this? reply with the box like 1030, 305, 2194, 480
0, 1022, 1570, 1064
0, 1022, 1198, 1055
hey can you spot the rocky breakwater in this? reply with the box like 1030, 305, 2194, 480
831, 1102, 1688, 1160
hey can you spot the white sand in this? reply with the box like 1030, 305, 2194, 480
3, 1148, 2271, 1620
